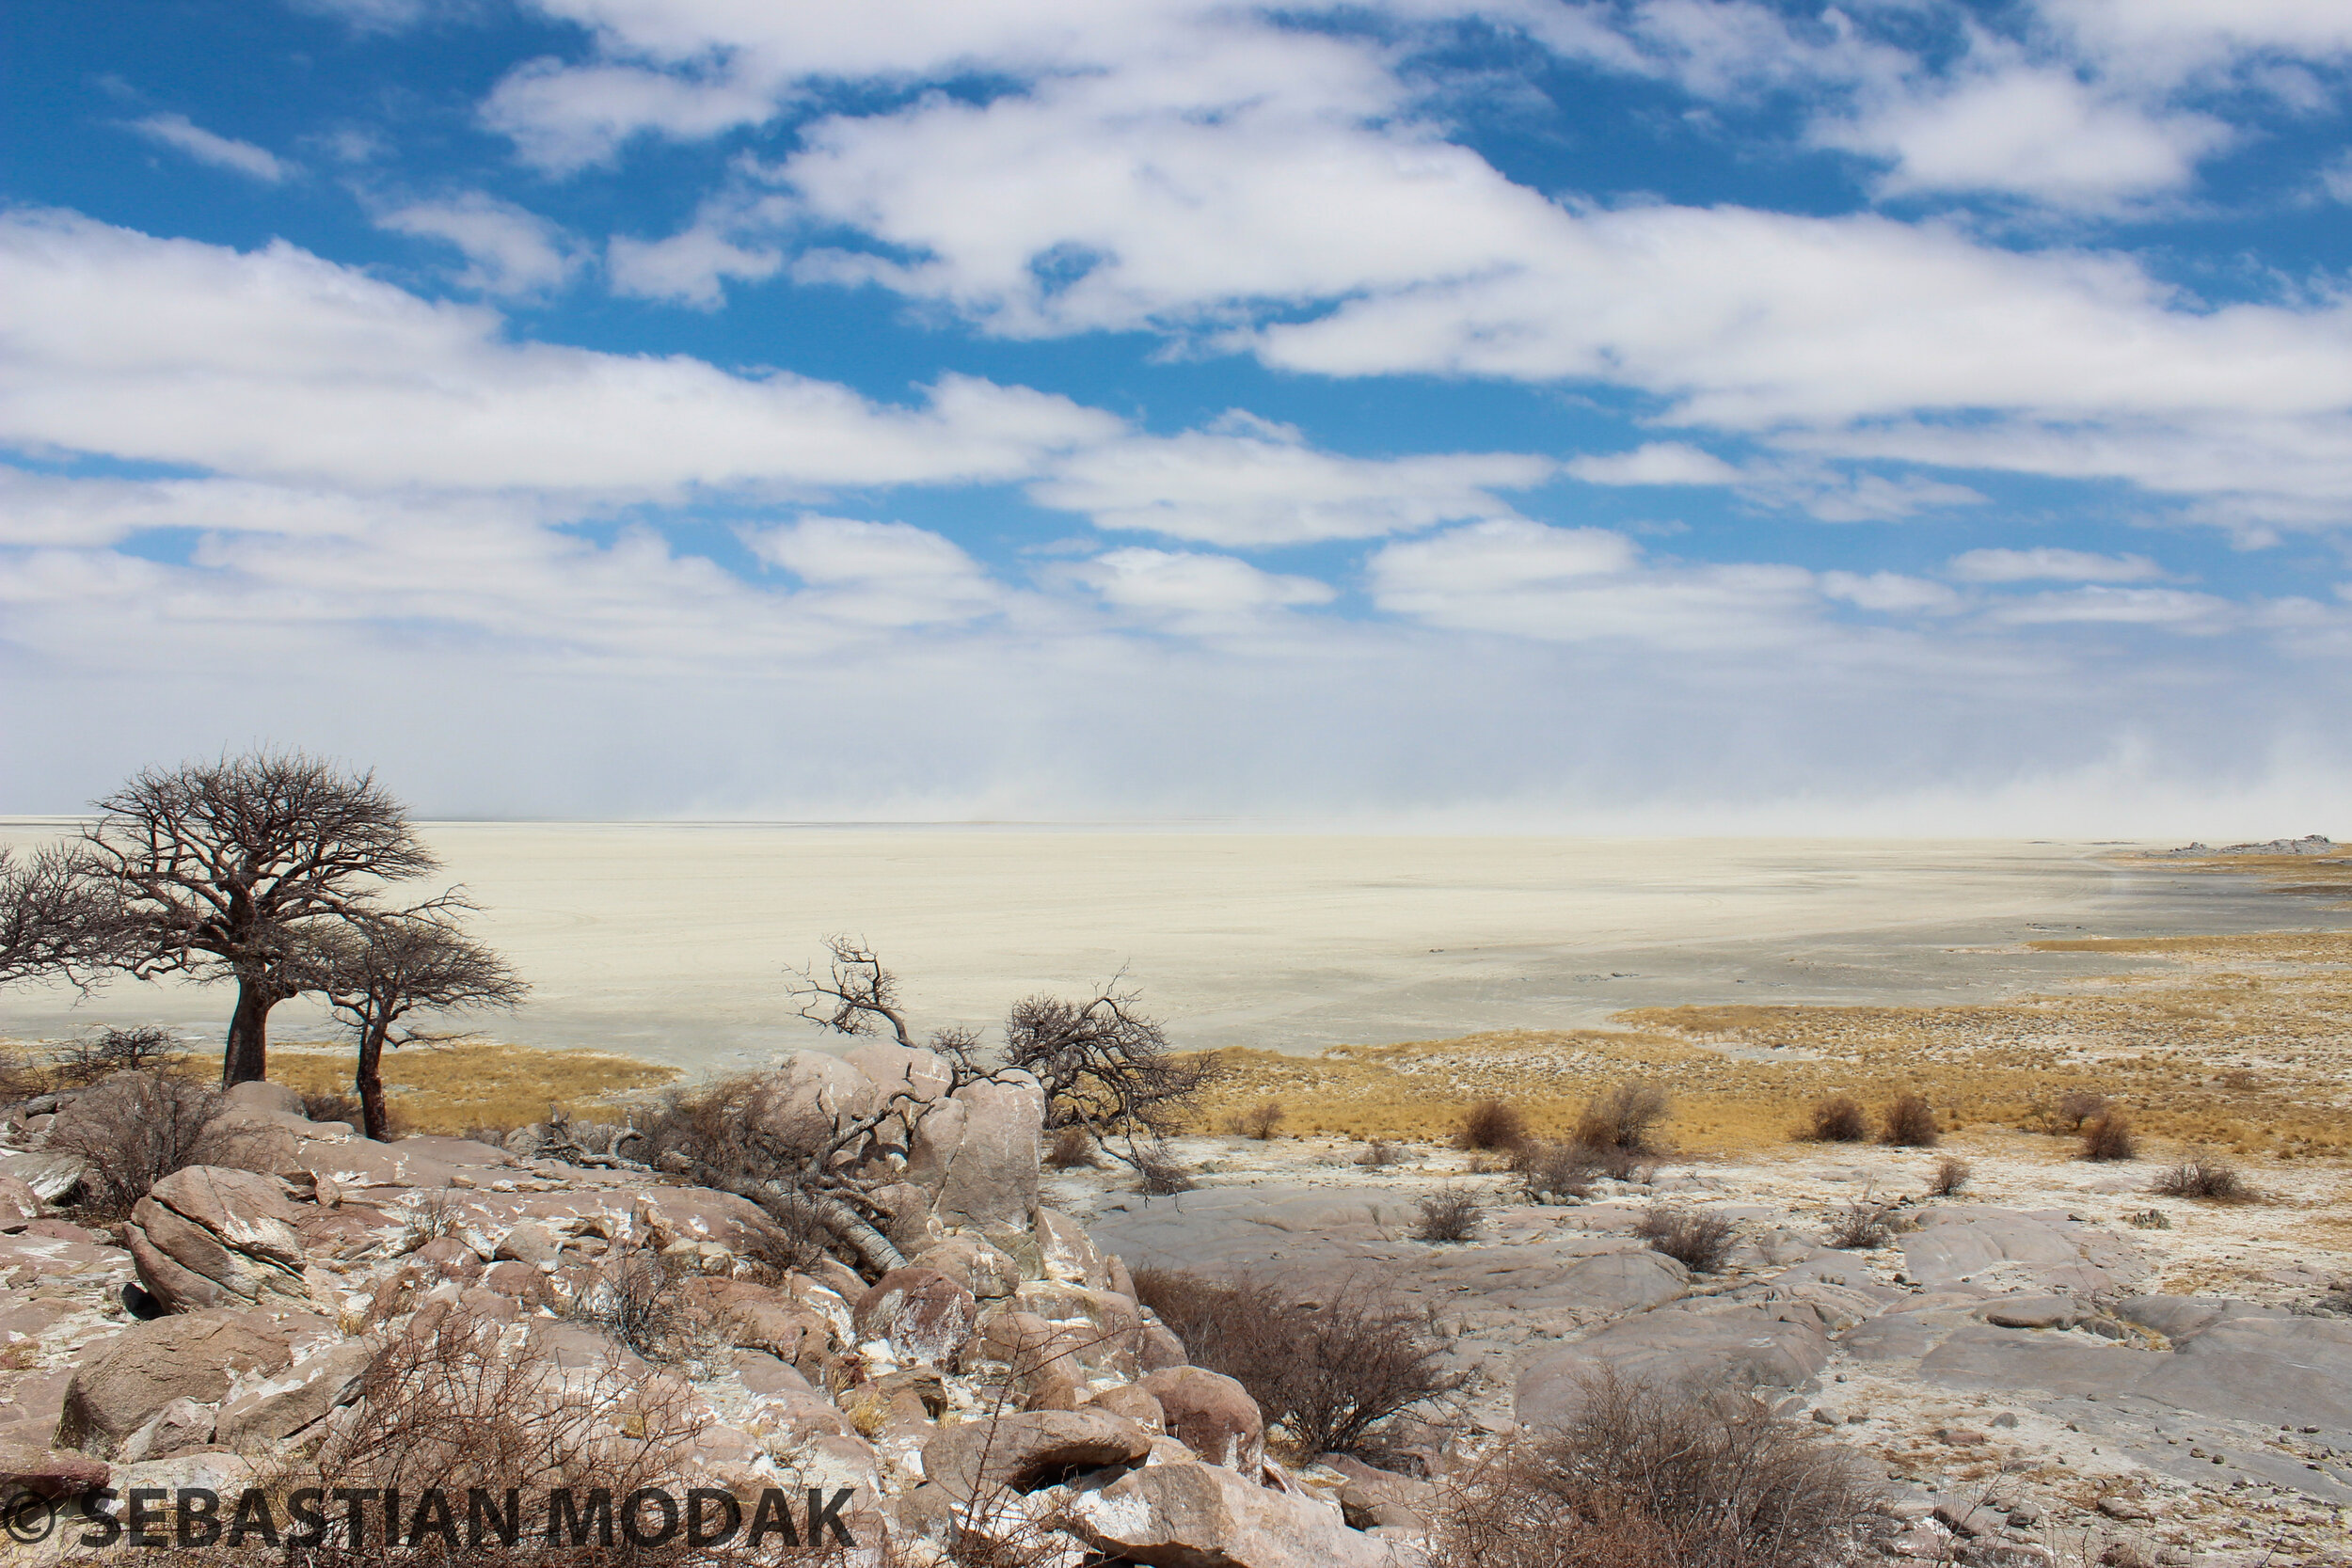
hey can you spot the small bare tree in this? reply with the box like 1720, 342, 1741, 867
76, 752, 449, 1084
311, 911, 528, 1142
1004, 981, 1217, 1171
788, 935, 917, 1046
0, 843, 130, 991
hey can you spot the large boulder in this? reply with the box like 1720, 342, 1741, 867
1063, 1459, 1408, 1568
1035, 1208, 1111, 1290
56, 1310, 294, 1459
0, 1437, 109, 1498
846, 1043, 955, 1106
906, 1074, 1043, 1230
1141, 1367, 1263, 1470
920, 1409, 1152, 1502
853, 1268, 978, 1363
214, 1340, 373, 1452
124, 1166, 310, 1313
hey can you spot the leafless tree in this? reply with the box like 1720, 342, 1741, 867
75, 751, 447, 1084
0, 843, 130, 991
310, 911, 528, 1141
787, 935, 916, 1046
1004, 981, 1217, 1170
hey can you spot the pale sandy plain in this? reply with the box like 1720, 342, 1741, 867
4, 823, 2344, 1072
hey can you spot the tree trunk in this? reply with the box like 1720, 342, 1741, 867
222, 980, 276, 1085
356, 1020, 389, 1142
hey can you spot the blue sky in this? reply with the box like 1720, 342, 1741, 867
4, 0, 2351, 829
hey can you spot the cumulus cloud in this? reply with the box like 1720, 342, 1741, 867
1365, 517, 1823, 650
741, 515, 1001, 626
376, 192, 585, 297
1029, 415, 1549, 547
1070, 546, 1335, 629
121, 113, 293, 182
1990, 585, 2235, 628
1947, 547, 2165, 582
1820, 570, 1963, 613
1818, 68, 2233, 204
1565, 443, 1741, 486
0, 210, 1120, 494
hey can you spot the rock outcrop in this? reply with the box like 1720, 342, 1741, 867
124, 1165, 311, 1312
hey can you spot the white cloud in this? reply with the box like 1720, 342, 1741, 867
1820, 570, 1963, 613
1072, 546, 1335, 628
1990, 585, 2235, 627
1565, 442, 1740, 486
1366, 517, 1821, 650
741, 515, 1001, 627
1029, 415, 1549, 546
607, 192, 792, 307
1819, 67, 2232, 204
483, 59, 779, 172
0, 210, 1120, 495
376, 193, 585, 298
1947, 546, 2165, 582
122, 114, 293, 182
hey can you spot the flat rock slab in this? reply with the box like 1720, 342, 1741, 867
1918, 1312, 2352, 1434
1518, 1301, 1831, 1427
1089, 1185, 1675, 1322
1898, 1207, 2143, 1291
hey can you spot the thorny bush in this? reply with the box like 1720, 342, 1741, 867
1575, 1083, 1671, 1157
1878, 1092, 1938, 1148
1131, 1268, 1467, 1458
2151, 1153, 2245, 1200
1633, 1205, 1736, 1274
2081, 1112, 2138, 1163
1804, 1095, 1867, 1143
1457, 1100, 1529, 1151
47, 1069, 261, 1222
1413, 1190, 1485, 1243
1434, 1370, 1878, 1568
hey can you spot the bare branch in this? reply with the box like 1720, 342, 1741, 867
787, 935, 914, 1048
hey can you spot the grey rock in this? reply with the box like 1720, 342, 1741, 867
1063, 1459, 1411, 1568
1518, 1302, 1831, 1427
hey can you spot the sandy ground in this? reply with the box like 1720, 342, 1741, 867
5, 825, 2344, 1070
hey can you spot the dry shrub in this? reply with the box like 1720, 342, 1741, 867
1435, 1370, 1877, 1568
46, 1069, 258, 1222
1804, 1095, 1867, 1143
1926, 1156, 1972, 1196
1357, 1139, 1408, 1167
1457, 1099, 1529, 1151
568, 1246, 710, 1364
1043, 1124, 1099, 1169
0, 1043, 44, 1107
1131, 1269, 1466, 1457
1414, 1190, 1485, 1243
1826, 1195, 1897, 1250
1576, 1083, 1671, 1157
1879, 1092, 1938, 1148
2152, 1153, 2243, 1200
1633, 1205, 1735, 1274
2058, 1089, 2111, 1131
304, 1089, 364, 1127
2081, 1112, 2138, 1162
1232, 1101, 1286, 1140
1135, 1148, 1196, 1195
637, 1074, 831, 1186
52, 1025, 184, 1087
1512, 1139, 1598, 1203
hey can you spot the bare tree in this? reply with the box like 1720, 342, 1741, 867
311, 911, 528, 1141
787, 935, 915, 1046
1005, 981, 1217, 1169
0, 843, 129, 991
75, 752, 446, 1085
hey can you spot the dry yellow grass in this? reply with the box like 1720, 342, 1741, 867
262, 1039, 680, 1134
1183, 930, 2352, 1161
